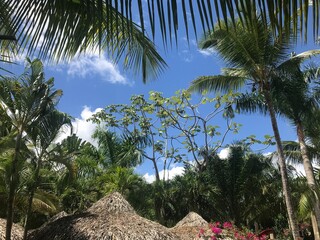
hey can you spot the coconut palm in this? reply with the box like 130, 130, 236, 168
233, 61, 320, 237
271, 63, 320, 238
2, 1, 319, 50
22, 110, 72, 239
188, 18, 320, 239
1, 0, 167, 83
0, 58, 63, 240
2, 1, 319, 81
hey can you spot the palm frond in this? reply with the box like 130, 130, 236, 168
5, 1, 167, 82
282, 141, 320, 165
3, 1, 320, 57
235, 92, 268, 115
32, 189, 59, 214
189, 75, 245, 94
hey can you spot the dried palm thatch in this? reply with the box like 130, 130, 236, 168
170, 212, 208, 240
28, 192, 179, 240
0, 218, 24, 240
47, 211, 68, 224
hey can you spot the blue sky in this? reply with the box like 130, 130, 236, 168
2, 4, 319, 182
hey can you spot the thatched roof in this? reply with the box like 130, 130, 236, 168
0, 218, 24, 240
47, 211, 68, 224
28, 192, 179, 240
170, 212, 208, 240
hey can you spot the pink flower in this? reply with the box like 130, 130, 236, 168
259, 234, 267, 240
214, 221, 221, 227
211, 236, 217, 240
246, 232, 255, 239
223, 222, 233, 229
211, 227, 222, 235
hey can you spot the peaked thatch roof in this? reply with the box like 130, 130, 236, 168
174, 212, 208, 228
28, 192, 179, 240
170, 212, 208, 240
0, 218, 24, 240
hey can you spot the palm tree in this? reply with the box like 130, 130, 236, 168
2, 2, 320, 88
204, 144, 278, 227
22, 110, 72, 240
0, 58, 63, 240
100, 166, 144, 196
188, 18, 320, 239
2, 1, 319, 80
92, 128, 143, 168
53, 134, 99, 213
2, 0, 166, 83
234, 61, 320, 237
271, 63, 320, 238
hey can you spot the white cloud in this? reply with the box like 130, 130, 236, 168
66, 53, 128, 85
143, 166, 185, 183
179, 49, 194, 62
218, 148, 230, 159
262, 152, 273, 157
143, 173, 156, 183
55, 106, 102, 146
198, 48, 216, 56
178, 37, 196, 63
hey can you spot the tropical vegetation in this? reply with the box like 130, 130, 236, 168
2, 2, 320, 240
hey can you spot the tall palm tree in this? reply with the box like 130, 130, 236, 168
272, 63, 320, 238
0, 58, 63, 240
188, 18, 320, 239
234, 62, 320, 237
22, 110, 72, 240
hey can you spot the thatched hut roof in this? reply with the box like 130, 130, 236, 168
0, 218, 24, 240
28, 192, 179, 240
170, 212, 208, 240
47, 211, 68, 224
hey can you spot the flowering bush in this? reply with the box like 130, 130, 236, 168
198, 221, 268, 240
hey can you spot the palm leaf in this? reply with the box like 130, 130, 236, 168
282, 141, 320, 165
235, 92, 268, 115
189, 75, 245, 93
5, 0, 166, 83
3, 1, 320, 79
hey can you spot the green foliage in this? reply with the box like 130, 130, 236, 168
91, 90, 240, 179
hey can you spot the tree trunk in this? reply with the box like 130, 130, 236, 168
297, 121, 320, 240
152, 158, 160, 182
23, 191, 35, 240
263, 90, 300, 240
6, 130, 23, 240
23, 155, 43, 240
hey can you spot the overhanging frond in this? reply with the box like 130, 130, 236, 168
189, 75, 245, 94
235, 92, 268, 115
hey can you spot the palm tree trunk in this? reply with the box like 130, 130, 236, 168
23, 191, 35, 240
263, 90, 300, 240
152, 159, 160, 182
297, 121, 320, 240
23, 155, 43, 240
6, 130, 23, 240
